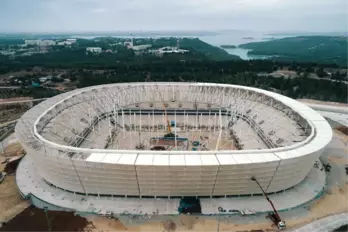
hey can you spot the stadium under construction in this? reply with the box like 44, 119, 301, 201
15, 82, 331, 219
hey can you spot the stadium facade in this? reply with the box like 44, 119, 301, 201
16, 83, 332, 198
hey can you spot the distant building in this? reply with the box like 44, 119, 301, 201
124, 38, 134, 49
25, 40, 56, 47
57, 39, 76, 46
86, 47, 102, 53
158, 47, 189, 54
57, 41, 74, 46
39, 40, 56, 46
0, 50, 15, 56
39, 76, 52, 83
25, 40, 39, 46
66, 38, 77, 43
132, 44, 152, 51
124, 42, 133, 49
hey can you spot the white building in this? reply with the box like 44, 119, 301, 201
151, 46, 189, 55
124, 38, 134, 49
39, 40, 56, 46
39, 76, 52, 83
86, 47, 102, 53
58, 39, 76, 46
25, 40, 39, 46
25, 40, 56, 47
57, 41, 74, 46
132, 44, 152, 51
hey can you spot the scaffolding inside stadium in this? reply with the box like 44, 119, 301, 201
30, 84, 311, 153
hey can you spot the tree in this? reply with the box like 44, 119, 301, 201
316, 67, 326, 78
51, 77, 64, 82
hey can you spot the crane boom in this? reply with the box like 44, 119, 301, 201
251, 176, 285, 229
156, 86, 172, 134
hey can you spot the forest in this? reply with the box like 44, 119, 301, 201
239, 36, 348, 67
4, 59, 347, 103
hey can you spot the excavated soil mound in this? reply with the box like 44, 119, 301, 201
0, 206, 89, 231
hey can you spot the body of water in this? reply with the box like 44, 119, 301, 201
198, 31, 286, 60
222, 48, 251, 60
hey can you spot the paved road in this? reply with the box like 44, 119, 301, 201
0, 86, 20, 89
290, 213, 348, 232
306, 103, 348, 115
0, 98, 46, 105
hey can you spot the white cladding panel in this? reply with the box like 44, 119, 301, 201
200, 155, 219, 165
136, 155, 219, 196
86, 153, 107, 162
101, 153, 122, 163
216, 155, 236, 165
169, 155, 186, 166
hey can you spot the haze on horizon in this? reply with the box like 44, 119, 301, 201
0, 0, 347, 33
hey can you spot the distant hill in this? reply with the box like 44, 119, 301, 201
239, 36, 348, 66
178, 38, 240, 60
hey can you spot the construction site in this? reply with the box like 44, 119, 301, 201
0, 82, 345, 231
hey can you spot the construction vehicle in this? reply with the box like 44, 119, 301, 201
251, 176, 286, 230
323, 163, 331, 172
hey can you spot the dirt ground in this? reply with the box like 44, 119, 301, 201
85, 215, 275, 232
1, 142, 24, 157
83, 215, 128, 232
0, 175, 28, 224
0, 206, 90, 231
0, 142, 24, 171
336, 126, 348, 136
0, 102, 31, 124
0, 141, 28, 224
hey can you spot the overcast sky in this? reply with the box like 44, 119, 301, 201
0, 0, 347, 33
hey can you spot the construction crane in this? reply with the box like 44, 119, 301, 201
251, 176, 286, 230
156, 86, 173, 136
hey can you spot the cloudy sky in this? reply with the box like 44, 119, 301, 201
0, 0, 347, 33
